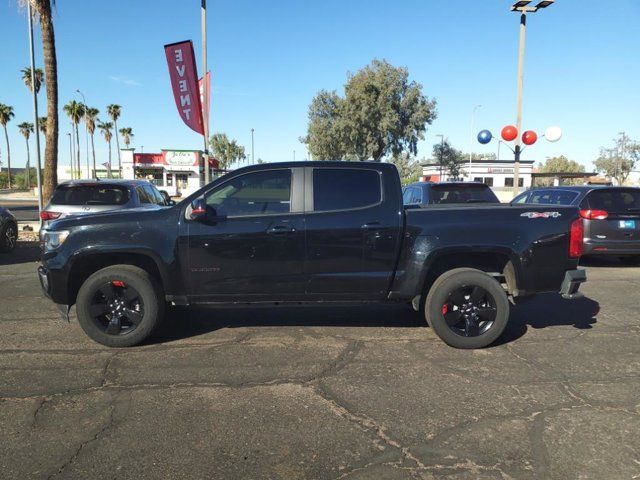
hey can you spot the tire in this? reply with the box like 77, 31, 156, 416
0, 221, 17, 253
619, 256, 640, 266
76, 265, 165, 347
425, 268, 509, 349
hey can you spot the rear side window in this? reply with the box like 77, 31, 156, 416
430, 185, 498, 204
51, 185, 130, 206
586, 189, 640, 213
313, 169, 381, 211
526, 190, 579, 205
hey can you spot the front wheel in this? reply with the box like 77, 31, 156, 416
76, 265, 165, 347
425, 268, 509, 349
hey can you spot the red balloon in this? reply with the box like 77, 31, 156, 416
501, 125, 518, 141
522, 130, 538, 146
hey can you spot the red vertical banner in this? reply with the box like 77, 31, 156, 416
198, 71, 211, 135
164, 41, 204, 135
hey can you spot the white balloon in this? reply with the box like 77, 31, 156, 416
545, 126, 562, 143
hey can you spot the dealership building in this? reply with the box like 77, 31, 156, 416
421, 159, 535, 188
121, 149, 220, 197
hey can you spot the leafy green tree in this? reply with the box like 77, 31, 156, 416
0, 104, 15, 188
17, 122, 34, 188
84, 107, 99, 174
63, 100, 85, 175
119, 127, 133, 148
14, 168, 37, 189
593, 132, 639, 185
433, 140, 464, 179
537, 155, 586, 186
21, 66, 44, 94
209, 133, 246, 170
25, 0, 59, 201
98, 121, 113, 178
106, 104, 122, 170
303, 59, 437, 161
389, 153, 422, 185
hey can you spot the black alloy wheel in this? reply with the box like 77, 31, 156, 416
89, 281, 145, 336
1, 223, 17, 252
441, 285, 497, 337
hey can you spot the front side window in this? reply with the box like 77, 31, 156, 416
206, 169, 292, 217
313, 169, 382, 211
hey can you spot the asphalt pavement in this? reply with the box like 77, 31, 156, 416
0, 244, 639, 479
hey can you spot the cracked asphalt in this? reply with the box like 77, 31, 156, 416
1, 244, 639, 479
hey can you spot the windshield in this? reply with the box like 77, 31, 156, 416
430, 185, 499, 204
585, 189, 640, 214
51, 185, 130, 206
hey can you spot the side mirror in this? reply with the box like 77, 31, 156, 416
188, 198, 208, 222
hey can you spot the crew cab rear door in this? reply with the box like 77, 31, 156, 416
304, 165, 404, 299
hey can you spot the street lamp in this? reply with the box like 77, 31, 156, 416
510, 0, 554, 194
67, 133, 73, 179
251, 128, 255, 166
468, 104, 482, 181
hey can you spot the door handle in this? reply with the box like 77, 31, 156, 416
361, 221, 382, 230
267, 225, 295, 234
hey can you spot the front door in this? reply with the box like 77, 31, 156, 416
186, 167, 306, 301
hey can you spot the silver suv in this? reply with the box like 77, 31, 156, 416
41, 180, 171, 228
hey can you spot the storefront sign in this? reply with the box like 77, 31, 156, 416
164, 40, 204, 135
163, 151, 199, 167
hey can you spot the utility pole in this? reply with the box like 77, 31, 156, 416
251, 128, 255, 165
70, 124, 76, 180
27, 3, 43, 213
67, 133, 72, 180
468, 104, 482, 181
201, 0, 210, 186
76, 90, 90, 177
436, 134, 444, 181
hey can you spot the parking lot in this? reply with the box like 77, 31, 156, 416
1, 243, 639, 479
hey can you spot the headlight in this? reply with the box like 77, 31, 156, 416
43, 230, 70, 250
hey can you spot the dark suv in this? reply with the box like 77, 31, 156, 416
513, 186, 640, 264
403, 181, 500, 205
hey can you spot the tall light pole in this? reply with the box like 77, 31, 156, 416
201, 0, 211, 186
70, 123, 76, 180
27, 3, 43, 214
511, 0, 554, 194
76, 90, 90, 177
251, 128, 255, 165
468, 104, 482, 181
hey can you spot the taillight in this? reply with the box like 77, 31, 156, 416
579, 209, 608, 220
40, 211, 61, 221
569, 218, 584, 258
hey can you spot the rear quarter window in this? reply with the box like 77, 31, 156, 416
313, 169, 382, 211
50, 185, 130, 206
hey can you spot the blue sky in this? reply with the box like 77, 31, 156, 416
1, 0, 639, 171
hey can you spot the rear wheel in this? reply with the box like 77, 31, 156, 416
76, 265, 165, 347
0, 222, 17, 253
425, 268, 509, 349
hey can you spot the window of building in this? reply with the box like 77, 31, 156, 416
313, 169, 381, 211
505, 178, 524, 187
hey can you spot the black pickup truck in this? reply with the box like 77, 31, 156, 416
38, 162, 586, 349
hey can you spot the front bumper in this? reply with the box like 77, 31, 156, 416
38, 265, 71, 321
559, 269, 586, 300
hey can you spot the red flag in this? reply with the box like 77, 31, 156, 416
198, 71, 211, 134
164, 41, 204, 135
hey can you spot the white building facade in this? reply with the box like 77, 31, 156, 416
421, 159, 535, 188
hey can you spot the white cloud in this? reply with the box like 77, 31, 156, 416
109, 75, 143, 87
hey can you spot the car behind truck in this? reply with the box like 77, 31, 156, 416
38, 162, 586, 349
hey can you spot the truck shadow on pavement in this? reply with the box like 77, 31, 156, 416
153, 293, 600, 347
0, 242, 40, 266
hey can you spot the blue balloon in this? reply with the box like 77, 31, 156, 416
477, 130, 493, 144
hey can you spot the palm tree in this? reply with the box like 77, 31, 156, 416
18, 122, 34, 189
37, 116, 48, 136
119, 127, 134, 149
21, 66, 44, 94
27, 0, 59, 201
63, 100, 85, 177
0, 104, 15, 188
106, 104, 122, 171
84, 107, 99, 175
98, 121, 113, 178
